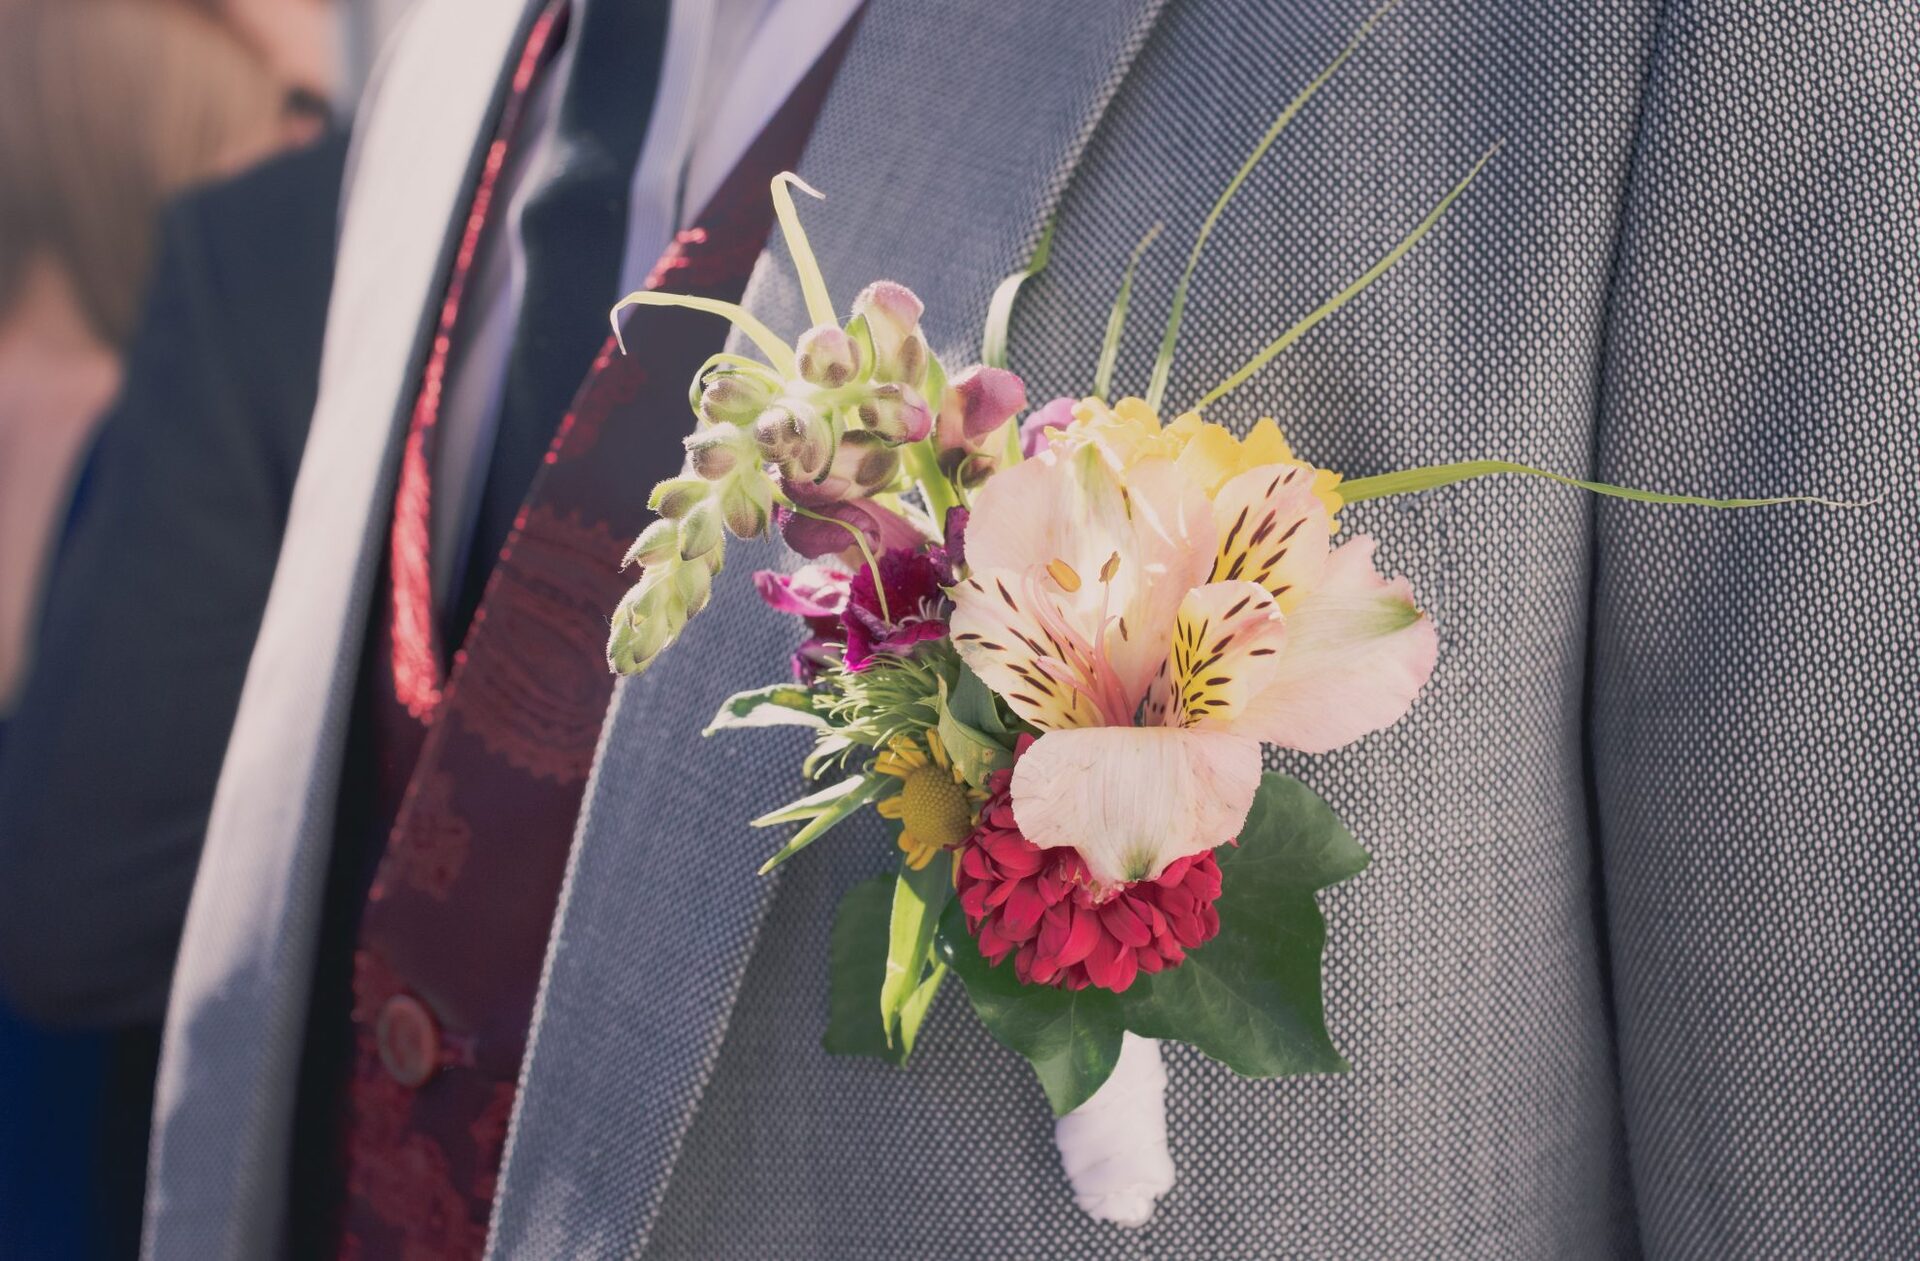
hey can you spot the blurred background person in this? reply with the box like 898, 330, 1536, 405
0, 2, 369, 1255
0, 0, 284, 721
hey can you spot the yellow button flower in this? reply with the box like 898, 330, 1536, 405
874, 730, 986, 870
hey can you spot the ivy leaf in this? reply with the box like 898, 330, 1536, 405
938, 901, 1123, 1116
881, 851, 953, 1048
824, 875, 911, 1065
1118, 772, 1369, 1076
704, 683, 827, 735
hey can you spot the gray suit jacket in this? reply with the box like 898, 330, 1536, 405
145, 0, 1919, 1257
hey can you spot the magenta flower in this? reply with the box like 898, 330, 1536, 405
842, 549, 950, 671
754, 565, 852, 681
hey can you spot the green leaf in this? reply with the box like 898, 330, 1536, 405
1093, 222, 1163, 402
981, 218, 1057, 372
898, 962, 947, 1058
611, 291, 795, 375
1194, 140, 1500, 409
935, 670, 1014, 790
1146, 0, 1401, 410
704, 684, 827, 736
1117, 772, 1368, 1077
824, 875, 911, 1064
938, 901, 1124, 1116
881, 852, 954, 1047
1338, 459, 1871, 511
752, 776, 886, 874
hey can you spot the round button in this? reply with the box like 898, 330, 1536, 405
376, 994, 441, 1088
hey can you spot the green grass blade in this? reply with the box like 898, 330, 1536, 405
771, 172, 836, 327
1195, 140, 1500, 410
612, 291, 796, 375
755, 776, 887, 875
1093, 222, 1163, 402
981, 217, 1058, 370
1145, 0, 1400, 412
1340, 460, 1876, 510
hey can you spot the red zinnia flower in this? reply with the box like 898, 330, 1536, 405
956, 742, 1224, 994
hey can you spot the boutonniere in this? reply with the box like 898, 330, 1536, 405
602, 9, 1849, 1226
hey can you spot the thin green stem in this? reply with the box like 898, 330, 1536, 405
1196, 140, 1502, 410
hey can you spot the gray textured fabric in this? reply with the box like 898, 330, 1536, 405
1588, 3, 1920, 1256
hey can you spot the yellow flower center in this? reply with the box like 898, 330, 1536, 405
898, 768, 975, 851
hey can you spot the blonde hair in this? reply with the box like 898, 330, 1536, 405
0, 1, 285, 348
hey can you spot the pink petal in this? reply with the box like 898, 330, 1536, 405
1235, 534, 1439, 753
1010, 726, 1262, 886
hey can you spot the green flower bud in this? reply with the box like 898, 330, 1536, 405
672, 550, 714, 615
684, 424, 756, 481
753, 401, 834, 481
851, 280, 928, 387
718, 470, 773, 539
795, 324, 863, 388
621, 518, 678, 570
697, 371, 775, 426
649, 476, 708, 520
677, 499, 723, 560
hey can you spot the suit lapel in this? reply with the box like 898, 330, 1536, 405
146, 0, 541, 1254
487, 0, 1169, 1254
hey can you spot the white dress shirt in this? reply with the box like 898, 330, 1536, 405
431, 0, 862, 610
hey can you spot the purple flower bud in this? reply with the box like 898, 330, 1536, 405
1019, 395, 1078, 457
796, 324, 863, 387
857, 382, 934, 444
783, 431, 900, 507
936, 365, 1028, 453
778, 499, 925, 563
852, 280, 928, 386
937, 445, 998, 489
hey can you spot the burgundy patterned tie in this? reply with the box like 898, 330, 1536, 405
325, 10, 862, 1258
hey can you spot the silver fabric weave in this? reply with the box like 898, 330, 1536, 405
1589, 2, 1920, 1256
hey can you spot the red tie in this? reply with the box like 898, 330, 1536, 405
327, 8, 862, 1257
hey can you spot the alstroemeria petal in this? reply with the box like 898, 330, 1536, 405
951, 566, 1104, 730
1011, 726, 1261, 886
1141, 580, 1288, 729
1209, 463, 1329, 614
1235, 535, 1438, 753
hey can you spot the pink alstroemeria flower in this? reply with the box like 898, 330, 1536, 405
948, 442, 1436, 888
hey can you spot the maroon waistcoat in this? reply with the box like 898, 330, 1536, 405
322, 12, 858, 1256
